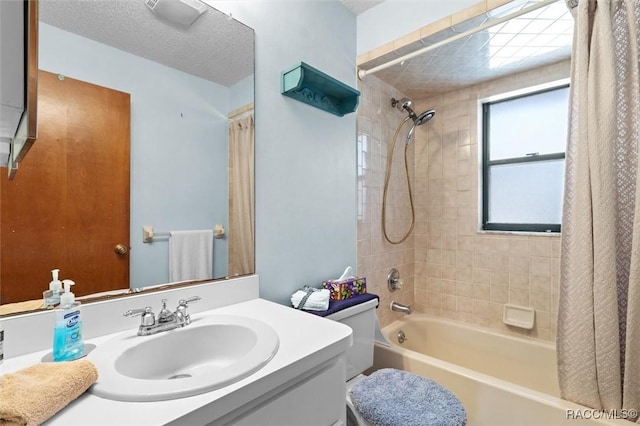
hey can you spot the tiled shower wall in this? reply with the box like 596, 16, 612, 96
411, 60, 570, 341
357, 77, 415, 328
357, 60, 570, 339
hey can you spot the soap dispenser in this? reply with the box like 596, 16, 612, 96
53, 280, 84, 362
44, 269, 63, 307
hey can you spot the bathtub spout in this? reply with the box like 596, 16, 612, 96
390, 301, 412, 315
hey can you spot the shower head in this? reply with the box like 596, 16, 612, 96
391, 97, 436, 144
413, 109, 436, 126
405, 109, 435, 144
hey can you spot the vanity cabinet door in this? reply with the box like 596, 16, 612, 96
221, 358, 347, 426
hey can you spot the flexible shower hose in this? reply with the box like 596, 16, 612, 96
382, 117, 415, 245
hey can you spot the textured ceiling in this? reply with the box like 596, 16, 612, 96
360, 0, 573, 98
340, 0, 385, 15
39, 0, 254, 87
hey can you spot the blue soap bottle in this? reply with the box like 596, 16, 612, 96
53, 280, 84, 362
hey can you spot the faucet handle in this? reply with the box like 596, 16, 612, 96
176, 296, 201, 326
123, 306, 152, 317
178, 296, 201, 307
123, 306, 155, 326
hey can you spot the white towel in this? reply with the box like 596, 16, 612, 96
291, 288, 330, 311
169, 230, 213, 282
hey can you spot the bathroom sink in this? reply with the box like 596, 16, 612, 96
88, 315, 279, 401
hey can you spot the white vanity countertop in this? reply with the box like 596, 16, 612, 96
0, 298, 352, 426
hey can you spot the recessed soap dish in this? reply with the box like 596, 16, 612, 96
503, 304, 535, 330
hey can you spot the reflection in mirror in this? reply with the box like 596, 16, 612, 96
0, 0, 255, 316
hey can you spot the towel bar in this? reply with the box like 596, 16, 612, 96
142, 225, 224, 243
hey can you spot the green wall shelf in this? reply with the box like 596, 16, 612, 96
281, 62, 360, 117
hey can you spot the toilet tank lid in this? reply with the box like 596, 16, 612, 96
314, 293, 379, 319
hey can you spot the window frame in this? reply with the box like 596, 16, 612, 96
481, 84, 569, 233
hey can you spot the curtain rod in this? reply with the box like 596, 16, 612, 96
228, 102, 254, 119
358, 0, 562, 79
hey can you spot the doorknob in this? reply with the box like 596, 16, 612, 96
114, 244, 128, 255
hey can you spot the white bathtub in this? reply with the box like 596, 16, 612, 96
373, 315, 629, 426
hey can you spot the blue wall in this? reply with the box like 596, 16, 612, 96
39, 23, 230, 286
230, 75, 255, 111
41, 0, 359, 305
210, 1, 358, 304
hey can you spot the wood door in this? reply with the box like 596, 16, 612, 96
0, 70, 130, 304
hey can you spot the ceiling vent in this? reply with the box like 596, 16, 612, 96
144, 0, 207, 27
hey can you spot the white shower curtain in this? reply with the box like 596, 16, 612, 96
557, 0, 640, 416
228, 114, 255, 277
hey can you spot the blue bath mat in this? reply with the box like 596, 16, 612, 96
350, 368, 466, 426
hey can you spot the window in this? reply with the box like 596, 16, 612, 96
482, 84, 569, 233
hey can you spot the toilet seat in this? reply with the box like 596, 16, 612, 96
349, 369, 467, 426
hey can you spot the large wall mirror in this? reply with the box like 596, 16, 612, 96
0, 0, 255, 315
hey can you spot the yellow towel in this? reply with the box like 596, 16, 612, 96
0, 359, 98, 426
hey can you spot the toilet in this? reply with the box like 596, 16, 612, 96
324, 295, 378, 425
325, 294, 466, 426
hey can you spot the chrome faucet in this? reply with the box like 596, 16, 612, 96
390, 301, 412, 315
124, 296, 201, 336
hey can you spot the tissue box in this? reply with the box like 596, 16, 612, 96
322, 276, 367, 301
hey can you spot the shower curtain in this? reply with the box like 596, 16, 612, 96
228, 114, 255, 277
557, 0, 640, 416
